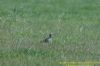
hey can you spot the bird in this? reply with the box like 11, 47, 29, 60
41, 33, 53, 44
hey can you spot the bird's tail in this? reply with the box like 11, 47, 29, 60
40, 40, 45, 43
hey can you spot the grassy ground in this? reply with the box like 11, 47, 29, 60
0, 0, 100, 66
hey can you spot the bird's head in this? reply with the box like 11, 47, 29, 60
49, 33, 53, 38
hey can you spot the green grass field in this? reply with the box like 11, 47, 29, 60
0, 0, 100, 66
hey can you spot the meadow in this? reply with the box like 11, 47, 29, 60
0, 0, 100, 66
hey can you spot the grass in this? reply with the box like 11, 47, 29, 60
0, 0, 100, 66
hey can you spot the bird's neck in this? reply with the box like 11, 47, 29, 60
49, 35, 52, 38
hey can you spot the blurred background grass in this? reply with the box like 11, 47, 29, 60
0, 0, 100, 66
